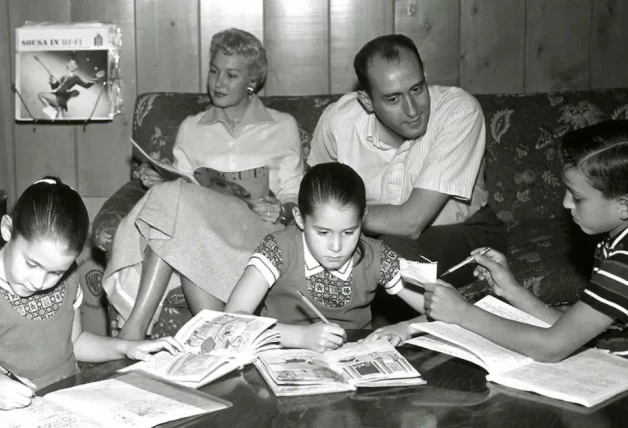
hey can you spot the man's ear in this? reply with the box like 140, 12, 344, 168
357, 90, 374, 114
617, 196, 628, 221
293, 207, 305, 231
1, 215, 13, 243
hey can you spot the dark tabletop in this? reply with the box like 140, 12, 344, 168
40, 331, 628, 428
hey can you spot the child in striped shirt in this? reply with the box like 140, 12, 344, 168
419, 120, 628, 362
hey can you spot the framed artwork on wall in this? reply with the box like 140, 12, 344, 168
14, 22, 122, 122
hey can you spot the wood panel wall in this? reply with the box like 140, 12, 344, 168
1, 0, 627, 214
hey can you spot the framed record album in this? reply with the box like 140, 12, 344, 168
14, 22, 122, 122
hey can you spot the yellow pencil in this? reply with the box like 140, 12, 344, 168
297, 290, 331, 324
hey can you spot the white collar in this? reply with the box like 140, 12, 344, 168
302, 234, 353, 281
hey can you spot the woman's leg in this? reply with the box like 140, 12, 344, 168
118, 246, 174, 340
181, 276, 225, 313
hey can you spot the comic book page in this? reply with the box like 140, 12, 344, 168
120, 311, 279, 388
131, 138, 197, 184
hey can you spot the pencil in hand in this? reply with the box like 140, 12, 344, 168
297, 290, 331, 324
440, 247, 491, 278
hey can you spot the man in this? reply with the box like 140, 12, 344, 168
308, 34, 507, 322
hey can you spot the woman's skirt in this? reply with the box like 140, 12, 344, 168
102, 179, 282, 332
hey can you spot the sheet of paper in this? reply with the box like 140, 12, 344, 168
2, 397, 103, 428
405, 335, 487, 370
488, 348, 628, 408
400, 258, 437, 286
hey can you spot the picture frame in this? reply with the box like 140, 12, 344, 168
14, 22, 122, 122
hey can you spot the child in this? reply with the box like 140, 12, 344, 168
0, 177, 182, 410
411, 120, 628, 363
225, 163, 426, 352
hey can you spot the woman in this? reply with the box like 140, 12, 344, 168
103, 28, 303, 340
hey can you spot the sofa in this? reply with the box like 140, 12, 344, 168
92, 88, 628, 338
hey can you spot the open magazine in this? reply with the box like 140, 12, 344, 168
254, 340, 425, 397
406, 295, 628, 408
120, 310, 280, 388
132, 138, 270, 202
3, 372, 231, 428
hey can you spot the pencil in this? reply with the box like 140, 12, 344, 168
297, 290, 331, 324
440, 247, 491, 277
1, 366, 34, 395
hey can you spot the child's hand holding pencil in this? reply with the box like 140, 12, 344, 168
0, 366, 36, 410
297, 290, 347, 352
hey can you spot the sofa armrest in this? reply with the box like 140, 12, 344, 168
91, 179, 146, 257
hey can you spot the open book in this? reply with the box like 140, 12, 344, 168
4, 372, 231, 428
120, 310, 280, 388
406, 295, 628, 407
254, 340, 425, 397
132, 138, 270, 201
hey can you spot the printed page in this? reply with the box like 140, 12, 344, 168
44, 373, 228, 427
409, 296, 549, 375
193, 165, 269, 201
175, 310, 278, 357
488, 348, 628, 408
405, 335, 487, 370
324, 341, 424, 386
119, 351, 237, 387
256, 349, 348, 386
3, 397, 103, 428
131, 138, 196, 184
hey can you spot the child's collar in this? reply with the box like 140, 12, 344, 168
302, 234, 353, 281
607, 225, 628, 249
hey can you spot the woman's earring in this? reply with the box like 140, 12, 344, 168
247, 86, 255, 94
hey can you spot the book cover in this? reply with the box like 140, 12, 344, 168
15, 23, 121, 122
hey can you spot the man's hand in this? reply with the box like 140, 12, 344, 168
301, 322, 346, 353
423, 281, 470, 325
472, 248, 521, 301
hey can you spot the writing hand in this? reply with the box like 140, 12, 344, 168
0, 372, 36, 410
302, 322, 346, 353
423, 281, 469, 325
472, 248, 521, 300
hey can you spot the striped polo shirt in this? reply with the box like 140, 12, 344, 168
308, 86, 488, 226
582, 226, 628, 325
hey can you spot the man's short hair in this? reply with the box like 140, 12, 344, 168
353, 34, 424, 95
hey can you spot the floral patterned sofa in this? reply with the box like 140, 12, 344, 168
93, 89, 628, 338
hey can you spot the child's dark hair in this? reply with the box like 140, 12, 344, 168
9, 176, 89, 254
560, 120, 628, 199
298, 162, 368, 263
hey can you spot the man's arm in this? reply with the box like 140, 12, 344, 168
364, 187, 449, 239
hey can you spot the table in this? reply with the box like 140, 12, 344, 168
40, 337, 628, 428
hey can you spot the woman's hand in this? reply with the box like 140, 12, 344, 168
138, 163, 164, 189
249, 196, 282, 223
423, 280, 470, 325
301, 322, 346, 353
121, 336, 184, 361
359, 320, 416, 347
0, 373, 36, 410
472, 248, 521, 301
